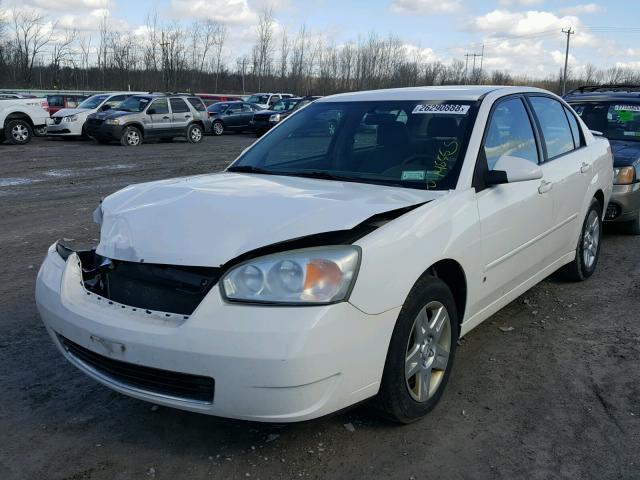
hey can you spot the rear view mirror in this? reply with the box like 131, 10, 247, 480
101, 104, 111, 111
485, 155, 543, 186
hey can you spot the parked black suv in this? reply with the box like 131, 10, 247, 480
565, 85, 640, 233
251, 96, 321, 136
86, 93, 209, 146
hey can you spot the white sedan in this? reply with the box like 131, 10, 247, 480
46, 92, 145, 137
35, 86, 613, 423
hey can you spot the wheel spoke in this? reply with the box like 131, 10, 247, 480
414, 308, 427, 343
429, 306, 447, 337
415, 370, 430, 402
432, 345, 449, 371
405, 345, 421, 378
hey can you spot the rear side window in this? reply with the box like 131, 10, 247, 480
47, 95, 64, 107
564, 106, 582, 148
529, 96, 575, 159
187, 97, 206, 112
105, 95, 127, 109
170, 98, 189, 113
484, 97, 539, 170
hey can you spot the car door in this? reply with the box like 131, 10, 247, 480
238, 103, 255, 127
145, 98, 171, 137
224, 104, 243, 128
527, 95, 587, 258
170, 98, 192, 135
475, 96, 555, 307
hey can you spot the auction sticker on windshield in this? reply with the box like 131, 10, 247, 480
412, 104, 470, 115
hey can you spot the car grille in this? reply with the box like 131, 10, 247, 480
59, 335, 215, 404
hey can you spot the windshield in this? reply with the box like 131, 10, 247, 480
247, 94, 270, 104
571, 102, 640, 142
272, 98, 299, 111
78, 94, 109, 110
118, 96, 152, 112
229, 100, 476, 190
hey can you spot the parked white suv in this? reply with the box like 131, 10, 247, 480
245, 92, 294, 109
36, 86, 613, 423
0, 96, 49, 144
47, 92, 144, 137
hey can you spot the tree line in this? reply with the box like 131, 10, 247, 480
0, 7, 639, 96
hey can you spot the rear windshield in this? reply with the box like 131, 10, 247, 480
570, 102, 640, 141
247, 94, 270, 104
230, 100, 476, 190
119, 96, 152, 112
207, 103, 231, 113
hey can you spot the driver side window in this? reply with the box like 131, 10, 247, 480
148, 99, 169, 115
484, 98, 539, 170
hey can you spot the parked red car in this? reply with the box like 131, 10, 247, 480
196, 93, 244, 107
46, 94, 89, 116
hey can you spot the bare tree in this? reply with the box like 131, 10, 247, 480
11, 9, 56, 86
50, 27, 77, 88
254, 7, 275, 90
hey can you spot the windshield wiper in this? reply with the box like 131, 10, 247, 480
226, 165, 278, 175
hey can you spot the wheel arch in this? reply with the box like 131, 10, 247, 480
593, 189, 605, 214
4, 112, 34, 128
428, 259, 467, 324
123, 122, 145, 137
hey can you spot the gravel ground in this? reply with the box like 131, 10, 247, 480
0, 135, 639, 480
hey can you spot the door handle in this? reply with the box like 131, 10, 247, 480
162, 116, 170, 119
538, 180, 553, 194
184, 114, 191, 118
580, 162, 591, 173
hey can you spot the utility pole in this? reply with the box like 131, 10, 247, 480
464, 53, 470, 84
465, 48, 484, 84
479, 44, 484, 83
562, 27, 575, 95
160, 32, 170, 92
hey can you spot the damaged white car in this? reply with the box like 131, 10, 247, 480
36, 86, 613, 423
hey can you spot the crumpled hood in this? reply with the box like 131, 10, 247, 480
52, 107, 91, 118
609, 140, 640, 167
97, 172, 442, 266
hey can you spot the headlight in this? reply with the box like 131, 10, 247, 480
63, 114, 78, 122
269, 113, 281, 122
614, 166, 636, 185
221, 246, 361, 304
105, 119, 120, 125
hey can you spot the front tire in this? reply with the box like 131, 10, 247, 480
120, 126, 142, 147
557, 198, 602, 281
5, 119, 33, 145
187, 123, 203, 143
374, 276, 458, 423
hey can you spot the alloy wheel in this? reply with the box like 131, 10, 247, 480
214, 123, 223, 135
582, 209, 600, 269
191, 126, 203, 142
405, 301, 452, 402
12, 124, 29, 142
126, 130, 140, 146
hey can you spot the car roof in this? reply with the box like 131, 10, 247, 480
317, 85, 552, 102
565, 92, 640, 102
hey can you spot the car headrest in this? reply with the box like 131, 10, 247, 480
427, 117, 459, 138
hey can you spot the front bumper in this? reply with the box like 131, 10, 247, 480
605, 182, 640, 222
46, 118, 83, 136
85, 121, 123, 141
251, 117, 277, 132
35, 245, 399, 422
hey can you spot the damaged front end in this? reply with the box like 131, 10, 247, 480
56, 242, 221, 316
55, 201, 428, 315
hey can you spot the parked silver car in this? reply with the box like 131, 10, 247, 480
85, 93, 209, 146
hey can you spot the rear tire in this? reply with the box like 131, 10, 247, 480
373, 276, 458, 423
556, 198, 602, 281
5, 119, 33, 145
212, 121, 224, 136
187, 123, 204, 143
120, 126, 142, 147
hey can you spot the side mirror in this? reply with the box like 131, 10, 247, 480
227, 110, 236, 115
485, 155, 543, 186
101, 104, 111, 111
147, 108, 156, 115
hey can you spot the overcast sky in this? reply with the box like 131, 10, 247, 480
1, 0, 638, 76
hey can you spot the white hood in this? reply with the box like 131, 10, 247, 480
52, 107, 91, 118
96, 172, 442, 266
